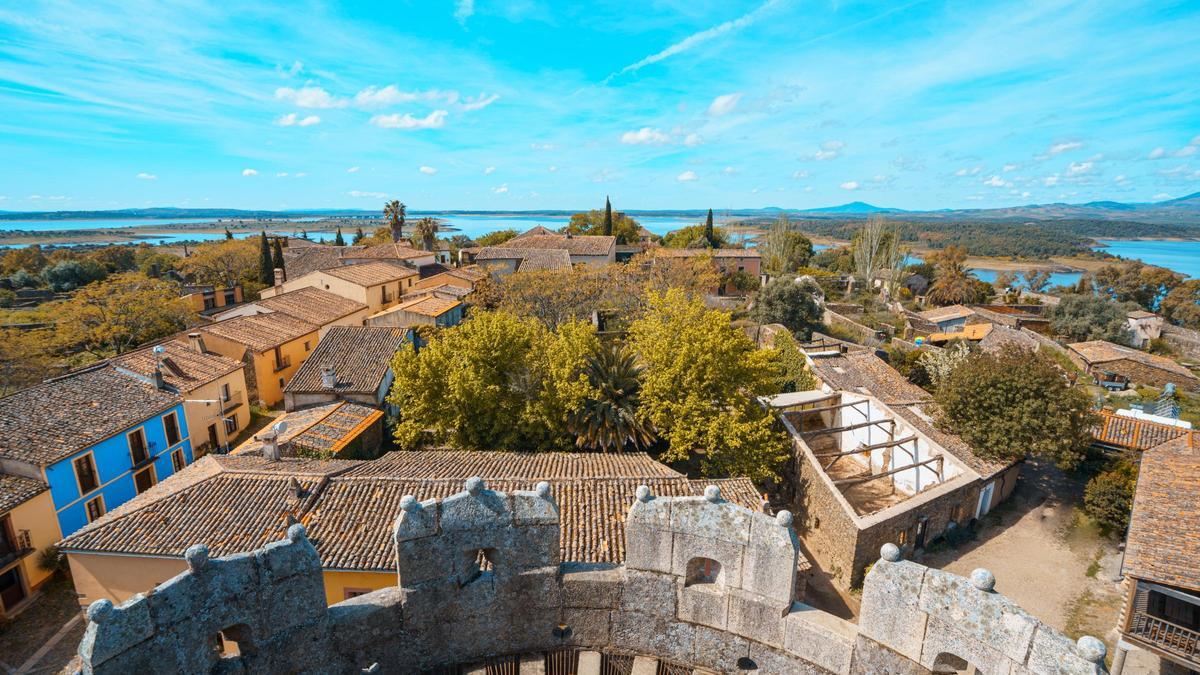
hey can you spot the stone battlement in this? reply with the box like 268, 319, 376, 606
76, 480, 1107, 674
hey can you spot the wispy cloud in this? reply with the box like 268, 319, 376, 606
274, 86, 346, 109
839, 181, 859, 190
605, 0, 786, 81
807, 140, 844, 161
683, 133, 703, 147
483, 166, 496, 175
460, 93, 500, 111
346, 166, 361, 173
419, 165, 438, 174
242, 168, 259, 176
370, 110, 448, 129
707, 93, 742, 116
491, 184, 509, 194
677, 170, 698, 182
621, 127, 670, 145
348, 190, 386, 198
275, 112, 321, 126
454, 0, 474, 25
136, 172, 157, 180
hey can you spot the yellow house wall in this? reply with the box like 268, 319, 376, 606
6, 491, 62, 595
250, 333, 319, 408
66, 553, 188, 609
184, 368, 252, 453
323, 570, 396, 605
316, 307, 371, 339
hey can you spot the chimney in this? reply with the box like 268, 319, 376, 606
274, 267, 286, 288
151, 345, 167, 390
263, 434, 280, 461
187, 332, 206, 354
152, 367, 166, 390
321, 367, 337, 389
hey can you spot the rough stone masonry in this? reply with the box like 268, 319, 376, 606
76, 479, 1108, 674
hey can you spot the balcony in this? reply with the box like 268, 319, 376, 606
220, 389, 244, 412
1125, 581, 1200, 668
1127, 614, 1200, 665
0, 529, 34, 570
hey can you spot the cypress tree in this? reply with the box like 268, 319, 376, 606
258, 232, 273, 285
334, 227, 346, 246
603, 196, 613, 237
354, 227, 365, 244
272, 237, 285, 270
704, 208, 715, 248
224, 227, 233, 240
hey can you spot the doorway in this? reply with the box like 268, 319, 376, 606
0, 567, 27, 613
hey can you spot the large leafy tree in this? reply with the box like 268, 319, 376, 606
752, 276, 823, 338
565, 205, 641, 244
662, 224, 729, 249
1094, 261, 1182, 310
568, 344, 656, 452
758, 215, 814, 276
475, 229, 519, 247
384, 200, 407, 243
58, 272, 193, 357
1161, 279, 1200, 329
629, 288, 788, 481
934, 344, 1097, 469
1, 245, 47, 275
1048, 293, 1134, 344
179, 239, 262, 293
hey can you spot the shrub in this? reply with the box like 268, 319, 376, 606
1083, 459, 1138, 535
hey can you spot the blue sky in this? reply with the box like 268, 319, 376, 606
1, 0, 1198, 212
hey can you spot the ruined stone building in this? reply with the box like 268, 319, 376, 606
75, 479, 1107, 674
766, 336, 1020, 590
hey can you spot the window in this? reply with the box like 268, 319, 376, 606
171, 449, 186, 472
85, 496, 105, 523
685, 557, 722, 586
220, 383, 231, 401
225, 415, 240, 434
304, 341, 311, 352
134, 466, 156, 494
74, 454, 99, 494
163, 412, 181, 447
343, 588, 371, 600
128, 428, 149, 465
278, 377, 286, 389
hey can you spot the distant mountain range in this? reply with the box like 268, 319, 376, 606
3, 192, 1199, 225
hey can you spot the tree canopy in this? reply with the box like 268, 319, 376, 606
758, 216, 815, 276
474, 229, 519, 247
1093, 261, 1183, 311
663, 224, 729, 249
564, 207, 641, 244
58, 272, 193, 357
1047, 293, 1134, 344
1159, 279, 1200, 329
179, 239, 263, 294
752, 276, 823, 338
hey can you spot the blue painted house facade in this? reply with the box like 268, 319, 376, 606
0, 364, 193, 538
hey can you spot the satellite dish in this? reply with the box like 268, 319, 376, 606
153, 345, 166, 354
273, 421, 288, 436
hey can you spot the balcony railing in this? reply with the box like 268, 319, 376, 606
1128, 613, 1200, 665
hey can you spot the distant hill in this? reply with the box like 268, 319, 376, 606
799, 201, 906, 215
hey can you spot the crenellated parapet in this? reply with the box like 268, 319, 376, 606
77, 480, 1109, 675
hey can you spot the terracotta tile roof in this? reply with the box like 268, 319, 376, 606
344, 450, 685, 479
255, 287, 367, 326
512, 225, 558, 238
476, 246, 572, 271
1067, 340, 1197, 380
112, 339, 243, 393
0, 473, 48, 513
917, 305, 976, 323
653, 248, 761, 259
200, 312, 318, 353
505, 234, 616, 257
977, 325, 1044, 354
1091, 409, 1190, 451
0, 364, 180, 466
283, 246, 360, 278
233, 401, 383, 457
321, 260, 417, 287
341, 243, 433, 261
285, 326, 407, 396
1122, 433, 1200, 590
928, 323, 993, 343
58, 451, 764, 569
388, 295, 462, 318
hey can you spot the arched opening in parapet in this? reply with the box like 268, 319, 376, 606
210, 623, 254, 658
932, 652, 982, 674
460, 547, 496, 586
684, 557, 723, 587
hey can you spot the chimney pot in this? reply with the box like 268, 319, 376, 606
187, 332, 206, 354
321, 367, 337, 389
273, 267, 286, 288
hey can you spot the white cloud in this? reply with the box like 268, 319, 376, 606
28, 194, 69, 201
1067, 161, 1093, 175
419, 166, 438, 175
723, 166, 738, 175
136, 172, 157, 180
1114, 174, 1129, 184
460, 93, 500, 111
548, 165, 558, 172
1148, 147, 1166, 160
370, 110, 448, 130
294, 172, 307, 178
276, 60, 304, 78
607, 0, 784, 81
677, 171, 698, 182
621, 127, 670, 145
454, 0, 474, 24
348, 190, 387, 199
491, 184, 509, 194
275, 112, 321, 127
347, 166, 360, 173
242, 168, 259, 176
1175, 145, 1197, 158
484, 166, 496, 175
1045, 141, 1082, 156
983, 175, 1011, 187
1043, 174, 1059, 187
1002, 163, 1019, 172
1021, 191, 1031, 198
872, 174, 894, 184
683, 133, 703, 147
809, 140, 843, 161
274, 86, 346, 109
1152, 193, 1171, 200
955, 166, 983, 177
707, 93, 742, 116
275, 172, 289, 177
530, 143, 556, 151
839, 181, 859, 190
792, 170, 809, 179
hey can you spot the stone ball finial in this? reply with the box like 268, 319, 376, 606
970, 568, 996, 592
1076, 636, 1106, 663
775, 510, 794, 527
87, 599, 114, 624
535, 481, 551, 499
704, 485, 722, 503
400, 495, 420, 512
287, 523, 307, 543
465, 476, 485, 495
880, 543, 901, 562
184, 544, 210, 572
635, 485, 652, 503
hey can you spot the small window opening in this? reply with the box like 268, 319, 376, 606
932, 652, 977, 674
685, 557, 722, 587
460, 548, 496, 586
210, 623, 254, 658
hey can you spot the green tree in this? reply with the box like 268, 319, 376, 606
224, 228, 233, 240
271, 237, 285, 272
41, 259, 107, 291
1094, 261, 1183, 310
926, 246, 989, 306
353, 227, 366, 244
568, 344, 655, 452
1161, 279, 1200, 329
759, 215, 814, 276
180, 239, 262, 293
565, 207, 641, 244
258, 232, 273, 285
384, 200, 407, 243
1022, 270, 1051, 293
475, 229, 519, 247
752, 276, 823, 338
629, 288, 789, 481
1083, 457, 1138, 534
334, 228, 346, 246
1048, 294, 1134, 344
411, 217, 439, 252
604, 196, 613, 237
59, 272, 193, 356
2, 245, 47, 275
704, 209, 716, 247
934, 344, 1097, 469
663, 224, 729, 249
773, 332, 818, 392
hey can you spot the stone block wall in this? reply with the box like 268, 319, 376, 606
77, 480, 1109, 675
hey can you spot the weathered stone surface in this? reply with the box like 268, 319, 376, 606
782, 602, 857, 675
328, 588, 404, 654
611, 609, 695, 665
561, 563, 622, 609
859, 559, 929, 662
917, 567, 1037, 665
678, 584, 729, 630
561, 607, 611, 647
692, 624, 750, 670
260, 568, 327, 633
727, 590, 785, 648
502, 567, 562, 610
748, 642, 830, 675
511, 489, 559, 526
851, 635, 933, 675
670, 532, 745, 588
669, 496, 753, 544
1025, 625, 1103, 675
740, 514, 799, 607
440, 487, 512, 532
620, 569, 677, 618
578, 650, 601, 675
256, 533, 319, 582
393, 497, 438, 542
78, 594, 154, 667
630, 656, 658, 675
625, 495, 673, 574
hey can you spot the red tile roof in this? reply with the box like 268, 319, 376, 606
1123, 433, 1200, 590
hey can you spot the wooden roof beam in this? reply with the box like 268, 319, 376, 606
790, 400, 871, 416
833, 455, 943, 488
801, 418, 895, 437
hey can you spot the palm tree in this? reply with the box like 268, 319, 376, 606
384, 200, 406, 243
411, 217, 439, 252
568, 345, 656, 452
926, 245, 983, 305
